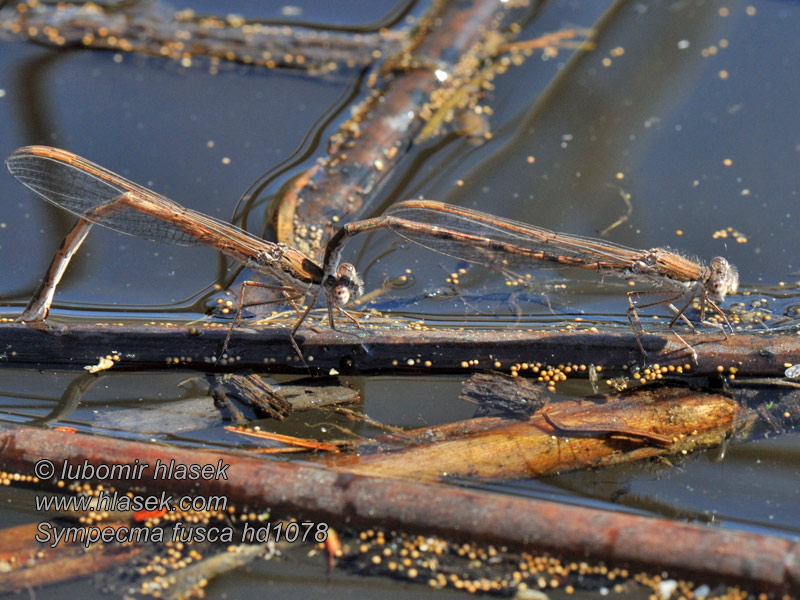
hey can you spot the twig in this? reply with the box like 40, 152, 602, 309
0, 523, 141, 590
0, 320, 796, 376
0, 1, 403, 74
0, 423, 798, 594
277, 0, 537, 256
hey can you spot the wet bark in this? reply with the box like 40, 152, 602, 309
276, 0, 542, 256
0, 320, 796, 377
0, 423, 798, 594
0, 523, 141, 590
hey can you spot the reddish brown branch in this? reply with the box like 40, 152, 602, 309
0, 523, 141, 591
0, 423, 798, 593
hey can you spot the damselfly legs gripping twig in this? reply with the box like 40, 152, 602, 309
5, 145, 364, 361
318, 199, 739, 362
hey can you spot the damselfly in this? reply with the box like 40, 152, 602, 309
320, 199, 739, 361
6, 145, 363, 359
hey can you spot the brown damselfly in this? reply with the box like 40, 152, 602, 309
6, 145, 363, 360
319, 199, 739, 362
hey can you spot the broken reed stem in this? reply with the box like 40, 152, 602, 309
324, 385, 743, 480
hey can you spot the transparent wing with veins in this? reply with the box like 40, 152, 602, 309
384, 200, 646, 275
6, 146, 268, 254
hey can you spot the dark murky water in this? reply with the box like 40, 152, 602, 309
1, 0, 799, 597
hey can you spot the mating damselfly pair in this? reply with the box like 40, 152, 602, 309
6, 145, 738, 362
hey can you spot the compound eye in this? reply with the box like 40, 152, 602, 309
338, 263, 357, 279
710, 257, 728, 272
333, 285, 351, 307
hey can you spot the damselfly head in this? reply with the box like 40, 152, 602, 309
330, 262, 364, 307
707, 256, 739, 301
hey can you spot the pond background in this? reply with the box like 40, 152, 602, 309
1, 0, 799, 597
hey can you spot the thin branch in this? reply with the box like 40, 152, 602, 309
0, 0, 403, 73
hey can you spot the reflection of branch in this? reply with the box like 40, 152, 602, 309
28, 371, 105, 426
1, 422, 797, 594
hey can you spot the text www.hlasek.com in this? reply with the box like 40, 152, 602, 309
35, 489, 226, 513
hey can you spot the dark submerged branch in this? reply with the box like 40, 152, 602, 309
0, 0, 403, 73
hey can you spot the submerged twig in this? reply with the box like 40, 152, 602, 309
276, 0, 543, 256
0, 0, 404, 74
